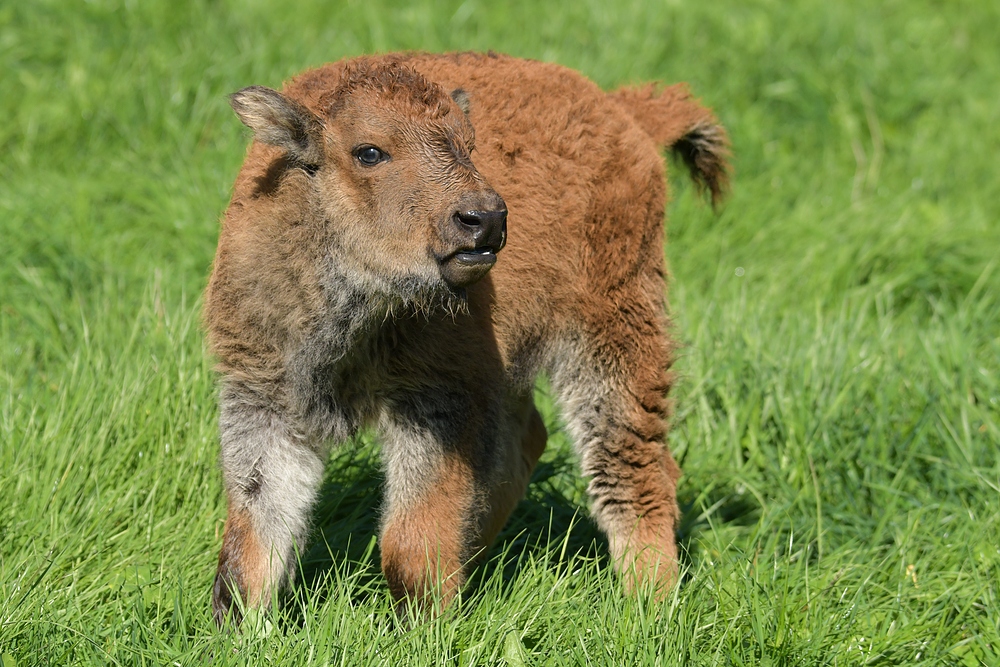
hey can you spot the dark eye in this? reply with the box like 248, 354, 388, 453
355, 146, 388, 166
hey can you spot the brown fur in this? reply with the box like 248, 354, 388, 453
205, 51, 730, 624
380, 454, 474, 612
213, 505, 270, 625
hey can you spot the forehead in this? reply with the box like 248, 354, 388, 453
325, 61, 457, 125
317, 60, 475, 162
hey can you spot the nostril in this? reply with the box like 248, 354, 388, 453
453, 208, 508, 252
456, 210, 484, 228
455, 209, 508, 229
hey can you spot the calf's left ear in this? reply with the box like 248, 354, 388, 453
229, 86, 324, 168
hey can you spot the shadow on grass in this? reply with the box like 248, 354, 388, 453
298, 443, 385, 597
295, 443, 608, 607
290, 436, 761, 623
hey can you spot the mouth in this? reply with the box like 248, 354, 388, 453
438, 246, 499, 287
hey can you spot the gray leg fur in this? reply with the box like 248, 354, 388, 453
212, 388, 326, 625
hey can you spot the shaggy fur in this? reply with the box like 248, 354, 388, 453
205, 51, 730, 625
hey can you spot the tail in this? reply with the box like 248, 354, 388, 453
608, 83, 731, 206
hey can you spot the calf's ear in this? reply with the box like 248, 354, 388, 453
229, 86, 324, 168
450, 88, 471, 116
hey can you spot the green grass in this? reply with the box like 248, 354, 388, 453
2, 0, 998, 664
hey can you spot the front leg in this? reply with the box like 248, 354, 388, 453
212, 390, 326, 626
376, 392, 491, 617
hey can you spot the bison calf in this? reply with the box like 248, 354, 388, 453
205, 52, 728, 624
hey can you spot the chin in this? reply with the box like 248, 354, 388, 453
376, 272, 471, 318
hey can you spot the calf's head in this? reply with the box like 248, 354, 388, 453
229, 62, 506, 303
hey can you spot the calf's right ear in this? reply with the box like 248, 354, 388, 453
229, 86, 324, 168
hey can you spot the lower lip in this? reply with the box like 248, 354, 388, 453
452, 251, 497, 266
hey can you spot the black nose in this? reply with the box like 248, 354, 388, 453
454, 208, 508, 251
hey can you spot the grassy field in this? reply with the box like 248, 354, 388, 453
2, 0, 998, 664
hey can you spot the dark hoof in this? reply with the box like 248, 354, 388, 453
212, 569, 243, 628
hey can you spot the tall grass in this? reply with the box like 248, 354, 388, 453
1, 0, 998, 664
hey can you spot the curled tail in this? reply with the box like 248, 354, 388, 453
608, 83, 731, 206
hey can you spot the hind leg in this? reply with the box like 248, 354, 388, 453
550, 317, 681, 595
